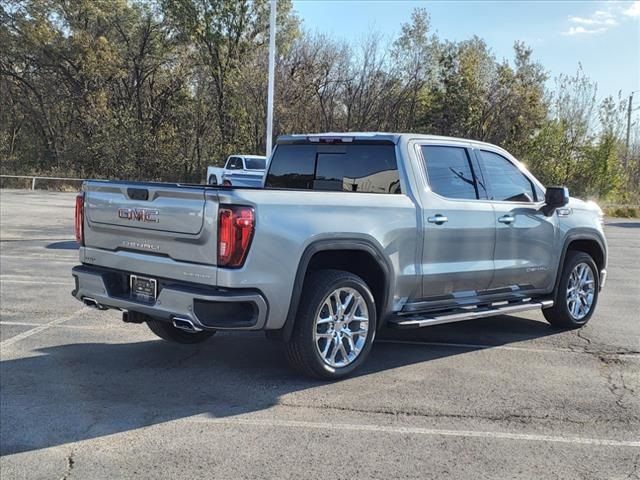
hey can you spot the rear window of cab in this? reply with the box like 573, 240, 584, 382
265, 143, 401, 194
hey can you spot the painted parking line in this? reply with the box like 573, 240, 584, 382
377, 338, 570, 355
0, 320, 637, 360
0, 279, 71, 286
0, 255, 76, 262
0, 237, 75, 242
194, 417, 640, 448
376, 339, 640, 359
0, 307, 89, 350
0, 320, 128, 332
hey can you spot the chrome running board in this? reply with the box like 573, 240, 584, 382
388, 300, 554, 329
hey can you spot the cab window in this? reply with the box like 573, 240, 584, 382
227, 157, 243, 170
265, 143, 401, 194
479, 150, 537, 202
421, 146, 479, 200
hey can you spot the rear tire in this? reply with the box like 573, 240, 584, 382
543, 251, 599, 329
146, 318, 216, 344
285, 269, 377, 380
208, 175, 218, 185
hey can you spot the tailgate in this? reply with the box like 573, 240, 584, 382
83, 181, 218, 265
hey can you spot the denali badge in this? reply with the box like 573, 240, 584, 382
122, 240, 160, 251
118, 208, 159, 223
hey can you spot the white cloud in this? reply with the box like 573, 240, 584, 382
562, 26, 607, 36
624, 1, 640, 17
562, 10, 618, 35
562, 4, 632, 36
568, 15, 617, 26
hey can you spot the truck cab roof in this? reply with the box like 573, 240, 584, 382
277, 132, 507, 151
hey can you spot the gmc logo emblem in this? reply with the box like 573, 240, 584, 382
118, 208, 159, 223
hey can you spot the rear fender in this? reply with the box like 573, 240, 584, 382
276, 238, 392, 342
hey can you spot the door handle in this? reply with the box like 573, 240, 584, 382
427, 214, 448, 225
498, 215, 515, 224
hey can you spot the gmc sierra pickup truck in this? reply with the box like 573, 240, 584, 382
72, 133, 607, 379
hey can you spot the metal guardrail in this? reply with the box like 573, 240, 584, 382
0, 174, 85, 190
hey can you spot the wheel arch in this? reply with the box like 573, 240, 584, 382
554, 233, 607, 294
276, 238, 393, 342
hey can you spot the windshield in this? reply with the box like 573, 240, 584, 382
245, 158, 266, 170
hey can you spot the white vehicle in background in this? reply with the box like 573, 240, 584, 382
207, 155, 268, 187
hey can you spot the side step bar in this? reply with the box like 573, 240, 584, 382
388, 300, 554, 329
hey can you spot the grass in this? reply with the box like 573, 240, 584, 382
603, 206, 639, 218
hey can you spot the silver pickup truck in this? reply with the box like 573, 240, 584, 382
72, 133, 607, 379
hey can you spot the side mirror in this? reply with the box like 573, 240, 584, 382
543, 186, 569, 216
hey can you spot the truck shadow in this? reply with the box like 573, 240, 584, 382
606, 222, 640, 228
45, 240, 79, 250
1, 315, 560, 455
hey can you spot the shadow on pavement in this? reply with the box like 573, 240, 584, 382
1, 315, 559, 455
606, 222, 640, 228
46, 240, 79, 250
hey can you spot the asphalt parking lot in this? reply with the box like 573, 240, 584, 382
1, 189, 638, 479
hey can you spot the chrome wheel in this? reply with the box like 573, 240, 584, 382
314, 287, 369, 368
566, 262, 595, 321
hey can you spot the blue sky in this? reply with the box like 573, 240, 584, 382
292, 0, 640, 102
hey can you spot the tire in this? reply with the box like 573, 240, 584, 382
543, 251, 600, 329
285, 269, 377, 380
146, 318, 216, 344
208, 175, 218, 185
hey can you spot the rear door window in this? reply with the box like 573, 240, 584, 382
265, 144, 401, 194
420, 146, 479, 200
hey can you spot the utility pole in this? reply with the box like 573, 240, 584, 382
626, 92, 633, 156
626, 90, 640, 169
266, 0, 277, 157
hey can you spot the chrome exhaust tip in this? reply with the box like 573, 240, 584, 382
172, 317, 203, 333
83, 297, 108, 310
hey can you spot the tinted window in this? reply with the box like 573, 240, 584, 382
227, 157, 243, 170
421, 146, 478, 200
265, 145, 316, 189
265, 144, 401, 194
479, 150, 536, 202
245, 158, 266, 170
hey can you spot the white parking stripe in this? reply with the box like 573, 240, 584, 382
198, 417, 640, 448
0, 237, 74, 242
377, 339, 567, 354
0, 307, 89, 350
376, 339, 640, 359
0, 321, 637, 358
0, 254, 76, 262
0, 321, 128, 331
0, 279, 70, 285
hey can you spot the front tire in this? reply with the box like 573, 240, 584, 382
285, 270, 377, 380
146, 318, 216, 344
543, 251, 599, 329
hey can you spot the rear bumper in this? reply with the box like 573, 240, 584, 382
71, 265, 268, 331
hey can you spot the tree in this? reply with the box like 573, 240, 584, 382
1, 3, 637, 202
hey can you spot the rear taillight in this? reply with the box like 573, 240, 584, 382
217, 205, 255, 268
75, 193, 84, 245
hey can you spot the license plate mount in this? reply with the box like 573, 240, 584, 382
130, 275, 157, 303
